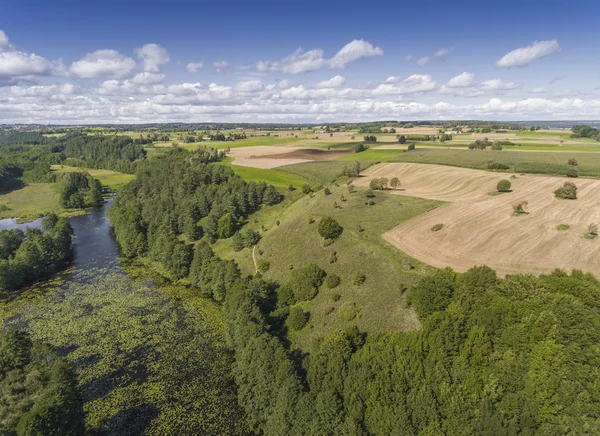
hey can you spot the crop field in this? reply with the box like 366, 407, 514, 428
391, 148, 600, 177
354, 162, 600, 276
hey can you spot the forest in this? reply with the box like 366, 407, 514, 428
0, 215, 74, 298
0, 329, 84, 435
106, 146, 600, 435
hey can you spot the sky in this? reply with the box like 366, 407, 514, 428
1, 0, 600, 124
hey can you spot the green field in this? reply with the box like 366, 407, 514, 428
0, 183, 84, 222
179, 136, 304, 150
391, 148, 600, 177
219, 158, 312, 188
278, 160, 377, 184
214, 183, 442, 349
51, 165, 135, 190
337, 148, 404, 162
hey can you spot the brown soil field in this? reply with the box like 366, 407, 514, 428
354, 163, 600, 276
229, 146, 351, 169
268, 149, 352, 160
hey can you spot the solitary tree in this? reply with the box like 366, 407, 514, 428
318, 217, 343, 240
390, 177, 400, 190
555, 182, 578, 199
497, 180, 511, 192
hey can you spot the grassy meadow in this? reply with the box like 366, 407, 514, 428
214, 183, 443, 350
51, 165, 136, 190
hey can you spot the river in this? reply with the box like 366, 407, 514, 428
0, 201, 246, 435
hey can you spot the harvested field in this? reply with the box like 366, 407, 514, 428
268, 149, 352, 160
229, 146, 352, 169
354, 163, 600, 276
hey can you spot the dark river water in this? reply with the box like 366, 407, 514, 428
0, 200, 245, 435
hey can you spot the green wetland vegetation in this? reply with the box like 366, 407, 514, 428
3, 124, 600, 434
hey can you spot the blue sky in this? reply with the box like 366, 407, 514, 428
1, 0, 600, 123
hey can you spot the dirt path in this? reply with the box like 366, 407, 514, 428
354, 163, 600, 276
252, 245, 258, 274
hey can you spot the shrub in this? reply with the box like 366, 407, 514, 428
257, 260, 270, 273
491, 142, 503, 151
353, 272, 366, 286
217, 213, 236, 239
365, 189, 375, 198
398, 135, 406, 144
302, 184, 312, 194
338, 301, 360, 321
287, 306, 309, 330
231, 232, 245, 252
555, 182, 577, 199
354, 143, 367, 153
586, 223, 598, 239
332, 293, 341, 302
308, 217, 315, 224
288, 184, 296, 191
556, 224, 570, 231
497, 179, 512, 192
290, 263, 326, 301
0, 204, 9, 212
329, 252, 338, 264
324, 187, 331, 195
512, 201, 529, 215
326, 274, 341, 289
431, 223, 444, 232
318, 217, 343, 240
567, 168, 579, 178
568, 158, 578, 166
488, 162, 510, 170
407, 143, 416, 151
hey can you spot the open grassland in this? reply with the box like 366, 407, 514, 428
337, 148, 404, 162
391, 148, 600, 177
215, 183, 442, 350
220, 158, 312, 188
0, 184, 84, 222
278, 160, 378, 184
355, 162, 600, 276
51, 165, 135, 190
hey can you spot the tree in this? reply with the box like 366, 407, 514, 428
217, 213, 237, 239
567, 168, 579, 178
390, 177, 400, 190
354, 143, 367, 153
491, 142, 503, 151
497, 180, 511, 192
263, 185, 283, 205
398, 135, 406, 144
302, 184, 312, 194
318, 217, 343, 240
554, 182, 577, 199
324, 187, 331, 196
287, 306, 309, 330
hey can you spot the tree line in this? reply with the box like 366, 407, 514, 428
0, 215, 74, 298
0, 328, 85, 435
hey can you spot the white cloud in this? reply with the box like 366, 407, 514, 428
314, 75, 345, 89
134, 43, 169, 72
434, 48, 450, 58
404, 55, 413, 62
417, 56, 430, 66
328, 40, 383, 68
496, 40, 561, 68
131, 72, 165, 84
0, 30, 9, 50
70, 49, 137, 78
447, 72, 474, 88
234, 79, 263, 92
255, 39, 382, 74
532, 87, 546, 93
0, 51, 57, 77
480, 79, 521, 91
372, 75, 437, 95
186, 61, 204, 72
213, 60, 229, 73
